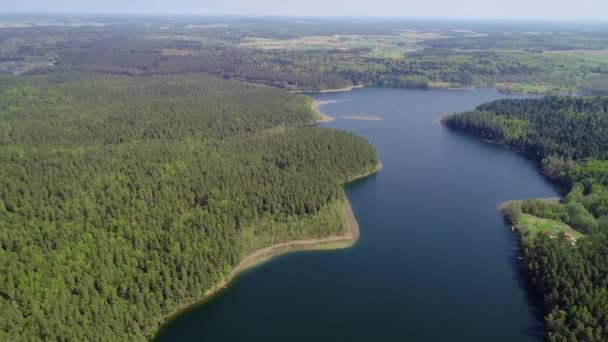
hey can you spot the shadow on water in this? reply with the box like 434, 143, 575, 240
448, 126, 553, 339
440, 114, 557, 340
448, 129, 566, 196
507, 232, 546, 339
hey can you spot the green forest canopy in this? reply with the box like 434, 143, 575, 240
443, 96, 608, 342
0, 74, 378, 340
2, 17, 608, 94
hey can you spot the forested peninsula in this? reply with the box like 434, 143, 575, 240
0, 74, 379, 340
443, 96, 608, 341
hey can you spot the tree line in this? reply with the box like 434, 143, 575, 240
444, 96, 608, 341
3, 23, 606, 95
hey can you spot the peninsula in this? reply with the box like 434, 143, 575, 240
159, 161, 382, 328
443, 95, 608, 341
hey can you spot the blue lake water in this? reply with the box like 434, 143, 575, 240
156, 87, 556, 341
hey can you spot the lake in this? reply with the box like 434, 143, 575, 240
156, 87, 557, 341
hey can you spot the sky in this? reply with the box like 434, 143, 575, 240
2, 0, 608, 21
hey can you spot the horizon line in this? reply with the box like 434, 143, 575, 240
1, 11, 608, 24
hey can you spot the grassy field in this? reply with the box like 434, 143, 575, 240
516, 213, 584, 240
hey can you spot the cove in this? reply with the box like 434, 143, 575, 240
155, 87, 557, 341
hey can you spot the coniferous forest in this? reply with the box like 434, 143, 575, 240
2, 15, 608, 342
0, 74, 378, 340
444, 97, 608, 341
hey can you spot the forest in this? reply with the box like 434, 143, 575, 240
2, 16, 608, 341
41, 36, 608, 94
443, 96, 608, 341
2, 16, 608, 94
0, 74, 378, 340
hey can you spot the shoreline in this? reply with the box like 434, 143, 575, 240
497, 197, 562, 213
292, 85, 364, 94
498, 197, 583, 242
439, 120, 529, 155
311, 100, 384, 123
347, 162, 383, 183
430, 85, 480, 91
312, 100, 337, 123
156, 163, 381, 332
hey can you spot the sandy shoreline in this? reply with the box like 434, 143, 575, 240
312, 100, 337, 123
292, 85, 364, 94
312, 101, 384, 123
348, 162, 383, 183
158, 163, 381, 330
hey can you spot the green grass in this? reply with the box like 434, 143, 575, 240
498, 82, 577, 95
517, 214, 584, 240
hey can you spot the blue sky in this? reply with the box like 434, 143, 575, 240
2, 0, 607, 21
